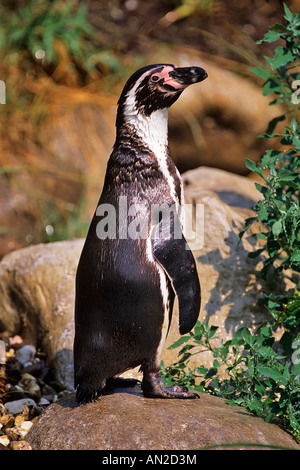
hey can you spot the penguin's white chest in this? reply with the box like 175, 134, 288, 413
124, 108, 183, 367
127, 109, 180, 208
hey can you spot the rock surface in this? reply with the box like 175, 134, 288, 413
26, 385, 299, 451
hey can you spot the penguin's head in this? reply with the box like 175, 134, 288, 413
116, 63, 207, 127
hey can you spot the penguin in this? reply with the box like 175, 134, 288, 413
74, 63, 208, 403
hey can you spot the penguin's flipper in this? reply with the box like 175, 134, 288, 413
151, 215, 201, 335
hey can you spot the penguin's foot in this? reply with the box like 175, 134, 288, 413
141, 372, 199, 399
76, 383, 104, 404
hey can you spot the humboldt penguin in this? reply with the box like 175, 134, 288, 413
74, 63, 207, 403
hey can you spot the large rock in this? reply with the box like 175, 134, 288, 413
26, 385, 299, 450
0, 238, 84, 390
0, 167, 283, 387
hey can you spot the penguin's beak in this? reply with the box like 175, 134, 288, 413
168, 66, 208, 88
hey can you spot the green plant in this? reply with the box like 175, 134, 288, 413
238, 3, 300, 342
41, 191, 89, 243
0, 0, 120, 80
162, 320, 300, 440
162, 4, 300, 441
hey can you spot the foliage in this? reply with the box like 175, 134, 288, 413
238, 3, 300, 341
163, 4, 300, 441
0, 0, 121, 81
162, 320, 300, 441
0, 0, 121, 247
41, 191, 89, 243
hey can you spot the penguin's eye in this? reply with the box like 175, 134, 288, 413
151, 75, 160, 82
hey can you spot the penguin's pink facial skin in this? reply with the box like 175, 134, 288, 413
150, 66, 188, 90
150, 65, 207, 92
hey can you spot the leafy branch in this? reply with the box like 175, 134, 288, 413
162, 320, 300, 441
163, 3, 300, 441
239, 3, 300, 336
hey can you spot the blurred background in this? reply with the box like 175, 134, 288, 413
0, 0, 297, 258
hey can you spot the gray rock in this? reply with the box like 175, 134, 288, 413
26, 386, 300, 450
0, 340, 5, 364
15, 344, 36, 366
5, 398, 37, 415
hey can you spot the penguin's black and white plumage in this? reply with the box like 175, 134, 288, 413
74, 63, 207, 403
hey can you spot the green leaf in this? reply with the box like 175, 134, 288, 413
256, 201, 269, 222
291, 362, 300, 375
290, 116, 298, 132
244, 217, 257, 230
277, 172, 298, 182
248, 397, 264, 416
265, 46, 294, 70
270, 23, 288, 32
268, 299, 280, 309
260, 326, 272, 338
178, 344, 194, 356
245, 159, 257, 172
168, 336, 191, 349
254, 183, 268, 195
272, 220, 283, 238
242, 328, 254, 346
213, 359, 221, 368
196, 365, 209, 375
268, 98, 284, 106
265, 115, 286, 135
261, 149, 283, 167
291, 250, 300, 262
249, 65, 272, 79
256, 366, 288, 385
283, 3, 293, 22
262, 78, 282, 96
255, 380, 266, 396
257, 30, 282, 44
207, 325, 218, 339
239, 217, 257, 241
205, 367, 218, 379
288, 413, 300, 433
245, 159, 265, 178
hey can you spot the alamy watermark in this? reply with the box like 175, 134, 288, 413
95, 196, 204, 250
0, 81, 5, 104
